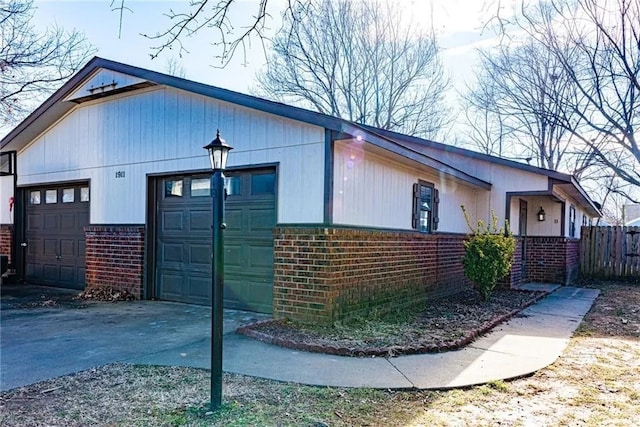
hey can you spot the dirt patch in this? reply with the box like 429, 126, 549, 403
576, 281, 640, 338
238, 288, 546, 356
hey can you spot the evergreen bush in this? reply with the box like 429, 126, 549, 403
461, 206, 516, 301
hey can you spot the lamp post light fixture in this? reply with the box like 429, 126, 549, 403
203, 129, 233, 411
537, 206, 546, 222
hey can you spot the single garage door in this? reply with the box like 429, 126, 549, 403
155, 169, 276, 313
24, 184, 90, 289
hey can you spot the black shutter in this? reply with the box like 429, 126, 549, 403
412, 183, 419, 229
432, 188, 440, 231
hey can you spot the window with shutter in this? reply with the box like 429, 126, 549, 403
412, 180, 439, 233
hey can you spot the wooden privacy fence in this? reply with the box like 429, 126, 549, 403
580, 226, 640, 278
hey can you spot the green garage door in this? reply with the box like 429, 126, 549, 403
155, 169, 276, 313
24, 184, 90, 289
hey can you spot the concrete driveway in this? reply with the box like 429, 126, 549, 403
0, 284, 268, 391
1, 283, 600, 392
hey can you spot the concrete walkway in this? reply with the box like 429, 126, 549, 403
0, 285, 599, 391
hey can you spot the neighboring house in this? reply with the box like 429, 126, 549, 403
0, 57, 601, 324
627, 217, 640, 227
623, 203, 640, 222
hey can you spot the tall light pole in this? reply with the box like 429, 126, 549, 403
203, 129, 233, 411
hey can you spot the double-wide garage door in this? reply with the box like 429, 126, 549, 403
156, 169, 276, 313
24, 183, 90, 289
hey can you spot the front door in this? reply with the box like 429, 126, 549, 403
519, 200, 528, 278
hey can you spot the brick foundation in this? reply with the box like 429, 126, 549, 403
85, 225, 145, 297
273, 227, 472, 324
0, 224, 12, 266
525, 236, 580, 285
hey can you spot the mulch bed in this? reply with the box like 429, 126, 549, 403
237, 288, 547, 357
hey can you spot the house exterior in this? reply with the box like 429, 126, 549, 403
625, 204, 640, 226
0, 57, 601, 324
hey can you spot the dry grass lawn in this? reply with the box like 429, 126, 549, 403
1, 281, 638, 426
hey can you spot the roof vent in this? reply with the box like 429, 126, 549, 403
88, 80, 118, 94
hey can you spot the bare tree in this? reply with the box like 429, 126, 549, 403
164, 56, 187, 79
113, 0, 301, 67
462, 77, 511, 158
0, 0, 95, 124
254, 0, 450, 139
484, 0, 640, 196
524, 0, 639, 189
465, 37, 585, 170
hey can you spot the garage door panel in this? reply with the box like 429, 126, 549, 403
189, 210, 211, 231
60, 239, 75, 257
28, 214, 43, 231
223, 243, 243, 268
43, 239, 58, 256
26, 263, 41, 278
59, 265, 75, 283
162, 211, 184, 231
188, 243, 210, 265
44, 214, 59, 231
223, 278, 248, 308
226, 278, 273, 313
43, 264, 59, 280
247, 278, 273, 304
27, 239, 40, 256
225, 209, 243, 231
248, 208, 276, 231
160, 242, 184, 263
188, 275, 211, 301
249, 245, 274, 269
159, 272, 183, 294
60, 213, 77, 231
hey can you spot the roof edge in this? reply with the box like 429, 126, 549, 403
361, 125, 578, 182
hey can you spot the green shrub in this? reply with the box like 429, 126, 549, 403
461, 206, 516, 301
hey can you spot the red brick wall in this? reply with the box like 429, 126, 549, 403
499, 237, 524, 289
433, 234, 471, 297
273, 227, 472, 324
85, 226, 145, 297
565, 239, 580, 284
0, 224, 12, 266
525, 236, 579, 285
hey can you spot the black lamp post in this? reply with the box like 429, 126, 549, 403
203, 129, 233, 411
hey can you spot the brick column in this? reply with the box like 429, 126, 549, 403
85, 226, 145, 297
0, 224, 12, 266
565, 239, 580, 284
525, 236, 579, 285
